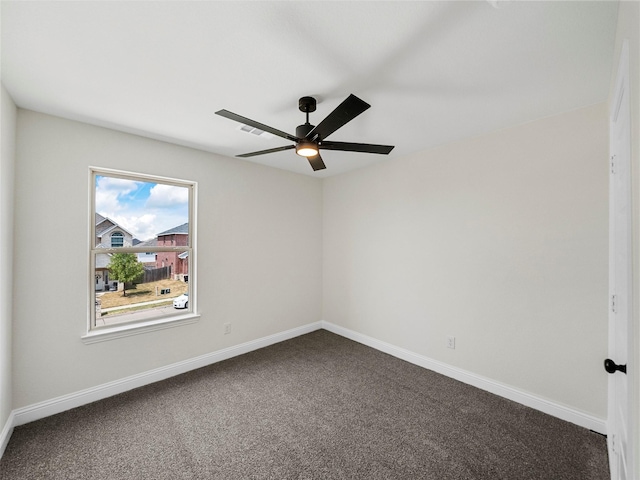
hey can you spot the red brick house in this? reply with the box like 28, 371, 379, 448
155, 223, 189, 281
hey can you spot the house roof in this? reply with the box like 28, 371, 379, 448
95, 213, 135, 239
157, 223, 189, 236
95, 216, 116, 236
136, 238, 157, 248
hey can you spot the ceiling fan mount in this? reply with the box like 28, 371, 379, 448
216, 93, 394, 172
298, 96, 317, 114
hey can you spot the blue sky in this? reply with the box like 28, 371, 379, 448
95, 175, 189, 241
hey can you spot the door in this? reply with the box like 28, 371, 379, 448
608, 39, 632, 480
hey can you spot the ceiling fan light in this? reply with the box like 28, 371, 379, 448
296, 141, 318, 157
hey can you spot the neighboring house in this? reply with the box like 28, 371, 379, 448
156, 223, 189, 281
135, 238, 157, 266
94, 213, 137, 291
94, 216, 189, 290
95, 213, 135, 248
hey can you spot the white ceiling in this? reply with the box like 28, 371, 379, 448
1, 1, 619, 178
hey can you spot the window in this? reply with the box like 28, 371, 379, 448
111, 232, 124, 247
86, 167, 197, 342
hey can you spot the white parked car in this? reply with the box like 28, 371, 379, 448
173, 293, 188, 309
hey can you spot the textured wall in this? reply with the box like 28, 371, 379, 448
323, 103, 609, 418
12, 110, 323, 408
0, 84, 16, 438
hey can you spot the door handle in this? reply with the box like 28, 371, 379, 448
604, 358, 627, 374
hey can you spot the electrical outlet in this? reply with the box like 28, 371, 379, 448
447, 336, 456, 349
224, 323, 231, 335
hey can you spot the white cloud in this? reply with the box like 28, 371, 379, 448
95, 177, 143, 214
111, 214, 158, 241
96, 176, 189, 241
145, 184, 189, 208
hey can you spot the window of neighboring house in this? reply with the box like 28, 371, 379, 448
85, 167, 198, 343
111, 232, 124, 247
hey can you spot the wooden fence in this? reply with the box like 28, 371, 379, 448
137, 266, 172, 284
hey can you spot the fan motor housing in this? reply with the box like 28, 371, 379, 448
296, 123, 315, 139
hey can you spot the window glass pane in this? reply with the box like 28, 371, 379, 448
94, 250, 190, 328
91, 170, 194, 333
95, 175, 189, 248
111, 232, 124, 247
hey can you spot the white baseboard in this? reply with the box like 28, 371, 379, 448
0, 411, 14, 459
11, 322, 322, 428
3, 318, 606, 462
321, 321, 607, 435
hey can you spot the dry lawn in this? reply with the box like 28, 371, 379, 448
98, 279, 188, 309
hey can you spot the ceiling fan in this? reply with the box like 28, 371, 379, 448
215, 94, 394, 171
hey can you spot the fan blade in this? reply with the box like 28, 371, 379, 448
320, 141, 394, 155
215, 110, 299, 142
306, 94, 370, 141
308, 153, 326, 171
237, 145, 295, 158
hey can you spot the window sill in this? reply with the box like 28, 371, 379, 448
81, 312, 200, 344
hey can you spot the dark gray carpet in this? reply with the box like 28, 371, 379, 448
0, 330, 609, 479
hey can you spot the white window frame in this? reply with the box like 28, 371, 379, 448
83, 167, 198, 344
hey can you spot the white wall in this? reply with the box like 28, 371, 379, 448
5, 94, 614, 437
323, 103, 609, 419
610, 2, 640, 477
12, 110, 323, 408
0, 85, 16, 446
